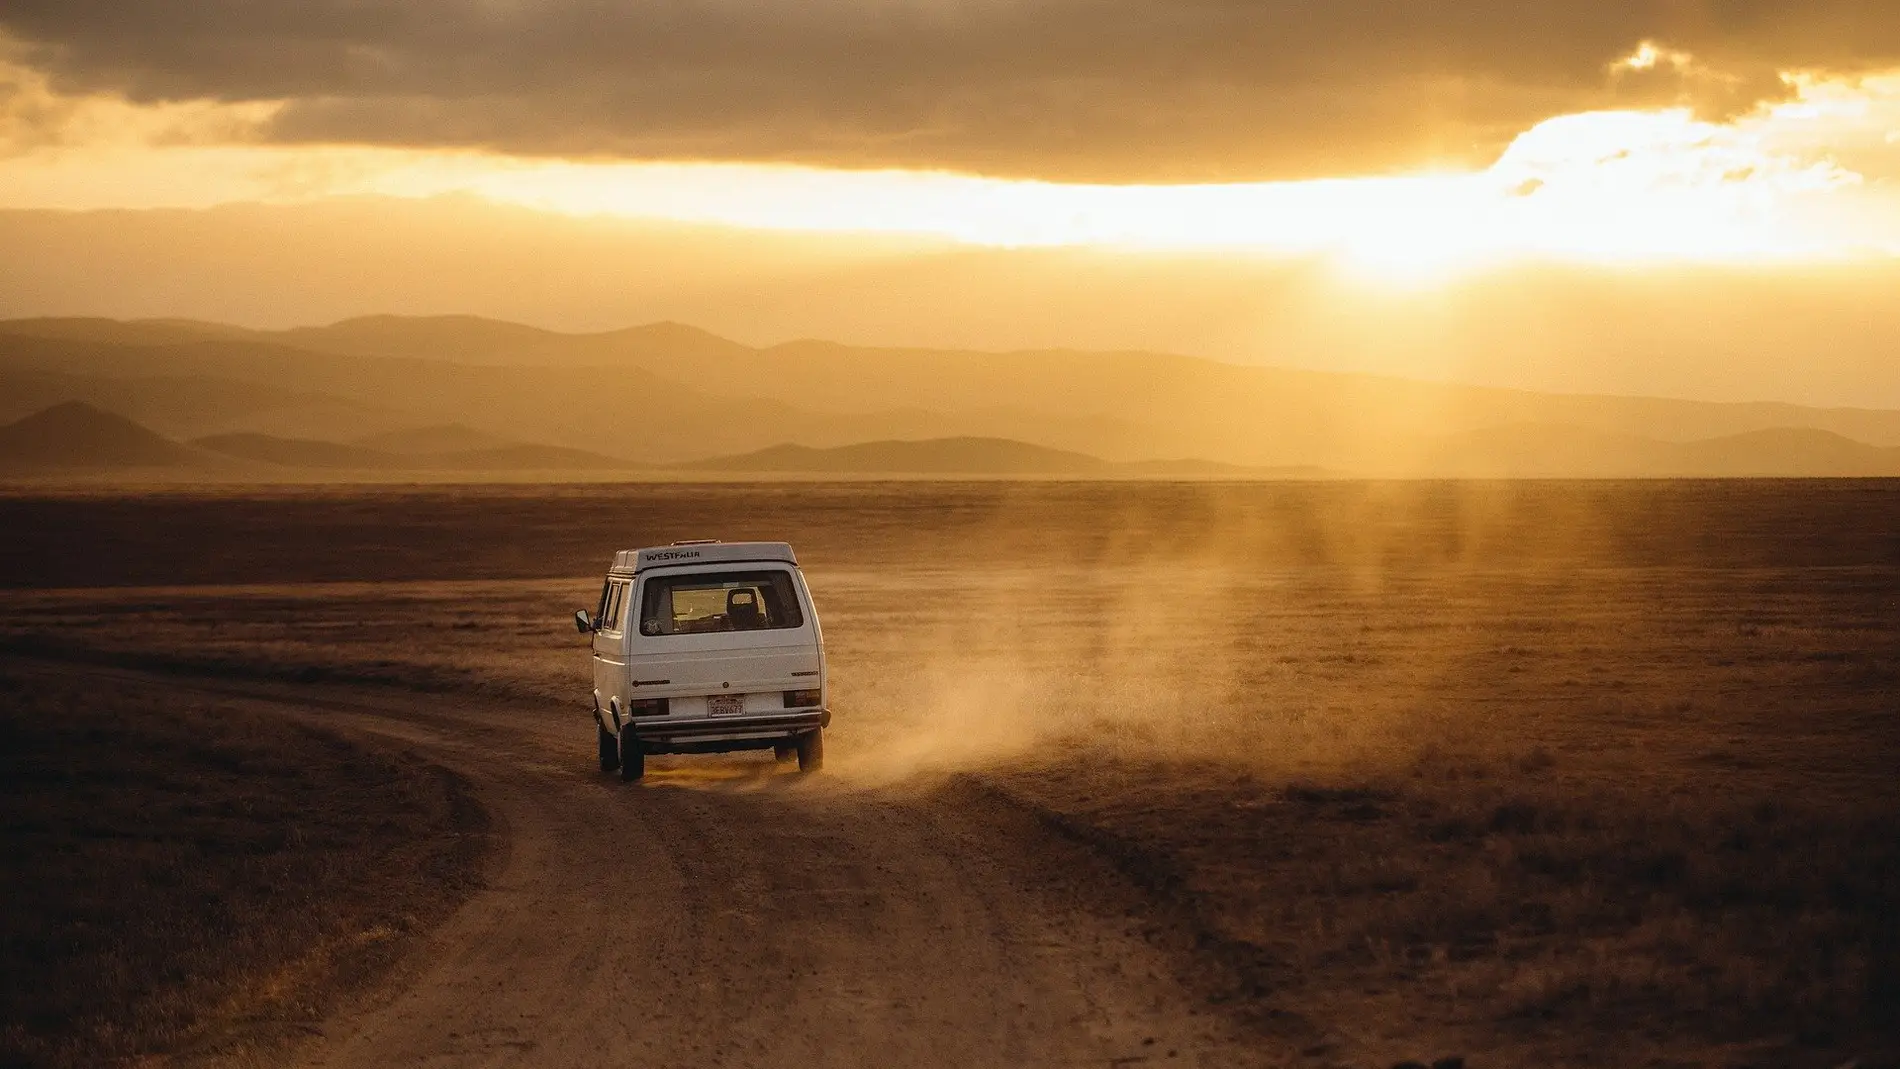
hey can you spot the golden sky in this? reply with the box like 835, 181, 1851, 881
1, 4, 1899, 403
5, 3, 1900, 266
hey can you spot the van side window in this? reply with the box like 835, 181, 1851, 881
598, 579, 630, 635
638, 570, 804, 636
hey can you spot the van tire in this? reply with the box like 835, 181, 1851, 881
796, 728, 824, 773
619, 735, 646, 782
773, 742, 796, 763
598, 724, 621, 772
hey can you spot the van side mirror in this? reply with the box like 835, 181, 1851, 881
574, 610, 594, 634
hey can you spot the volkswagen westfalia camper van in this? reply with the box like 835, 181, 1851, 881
575, 541, 827, 781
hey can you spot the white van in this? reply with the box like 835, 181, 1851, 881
575, 540, 828, 781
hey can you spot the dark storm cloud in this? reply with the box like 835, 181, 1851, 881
4, 1, 1898, 179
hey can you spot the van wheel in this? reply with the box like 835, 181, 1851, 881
619, 735, 646, 782
796, 728, 824, 773
598, 724, 621, 773
773, 742, 796, 763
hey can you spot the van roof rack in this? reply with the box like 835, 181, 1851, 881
611, 541, 797, 575
671, 539, 720, 545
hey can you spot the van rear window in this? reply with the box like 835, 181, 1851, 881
638, 570, 804, 636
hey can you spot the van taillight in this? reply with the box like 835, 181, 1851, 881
626, 698, 669, 718
783, 689, 822, 708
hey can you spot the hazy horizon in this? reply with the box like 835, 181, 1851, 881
6, 311, 1900, 479
7, 197, 1900, 412
9, 297, 1900, 414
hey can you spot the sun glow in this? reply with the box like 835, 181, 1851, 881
316, 98, 1900, 278
3, 56, 1898, 279
1613, 40, 1697, 75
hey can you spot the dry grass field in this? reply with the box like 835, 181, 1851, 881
0, 661, 489, 1069
1, 480, 1896, 1068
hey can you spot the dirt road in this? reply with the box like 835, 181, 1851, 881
166, 676, 1269, 1069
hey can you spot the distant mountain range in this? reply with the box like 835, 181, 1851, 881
5, 402, 1897, 480
0, 404, 1296, 478
3, 314, 1899, 479
1418, 423, 1900, 478
0, 403, 634, 475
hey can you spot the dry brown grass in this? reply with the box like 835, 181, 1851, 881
0, 662, 489, 1069
988, 752, 1900, 1068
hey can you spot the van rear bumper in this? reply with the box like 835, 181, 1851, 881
625, 708, 828, 752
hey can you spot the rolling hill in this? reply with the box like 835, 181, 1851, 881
0, 404, 639, 476
282, 316, 750, 367
1423, 424, 1900, 478
0, 364, 404, 442
1671, 428, 1900, 477
0, 402, 213, 470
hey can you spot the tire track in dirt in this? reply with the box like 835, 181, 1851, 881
82, 667, 1275, 1069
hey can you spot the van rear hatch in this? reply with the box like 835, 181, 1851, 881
625, 563, 822, 719
629, 643, 822, 717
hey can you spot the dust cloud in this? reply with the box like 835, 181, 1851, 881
799, 477, 1888, 790
816, 487, 1585, 786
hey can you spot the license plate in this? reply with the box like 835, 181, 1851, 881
707, 694, 745, 717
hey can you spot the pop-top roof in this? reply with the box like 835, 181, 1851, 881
610, 541, 797, 575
